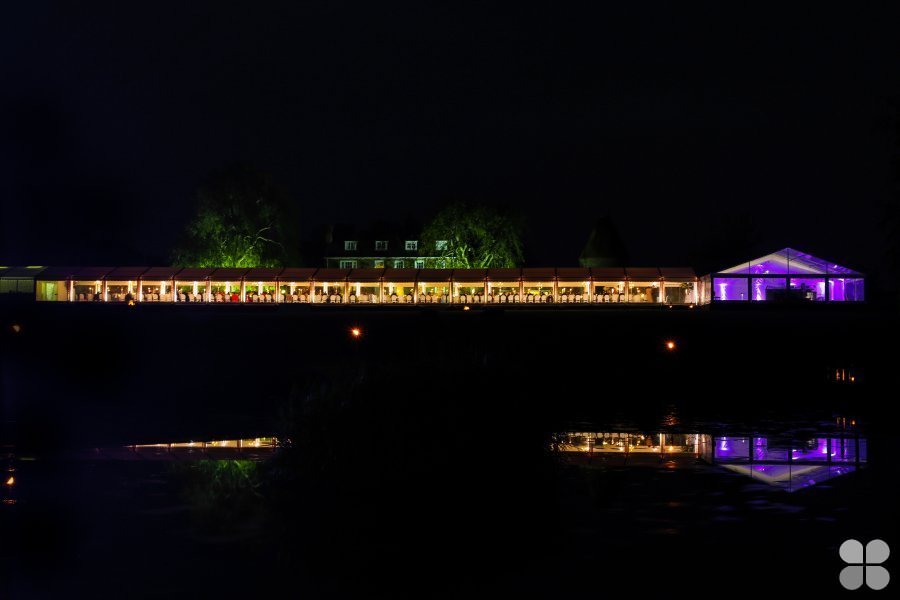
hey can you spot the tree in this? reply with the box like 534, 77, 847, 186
172, 163, 296, 267
419, 202, 524, 268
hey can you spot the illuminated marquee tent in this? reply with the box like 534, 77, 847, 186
700, 248, 864, 303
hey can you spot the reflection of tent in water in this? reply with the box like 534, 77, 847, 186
579, 216, 629, 268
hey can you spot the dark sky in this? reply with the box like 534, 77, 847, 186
2, 2, 899, 275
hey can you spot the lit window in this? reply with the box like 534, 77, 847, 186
375, 240, 388, 250
415, 260, 425, 269
374, 260, 385, 268
344, 241, 358, 251
405, 240, 418, 251
394, 260, 405, 268
436, 240, 448, 251
340, 260, 358, 269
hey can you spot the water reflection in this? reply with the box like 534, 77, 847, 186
555, 424, 867, 492
77, 437, 278, 460
722, 464, 858, 492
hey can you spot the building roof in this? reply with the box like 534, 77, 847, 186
579, 216, 629, 268
323, 221, 433, 258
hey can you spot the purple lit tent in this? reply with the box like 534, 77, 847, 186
701, 248, 863, 303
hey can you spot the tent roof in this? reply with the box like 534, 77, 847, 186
105, 267, 150, 280
208, 268, 249, 280
278, 268, 317, 280
72, 267, 115, 280
244, 267, 284, 280
141, 266, 182, 280
486, 268, 522, 280
382, 268, 418, 281
314, 268, 350, 281
348, 268, 384, 282
175, 268, 215, 280
660, 267, 696, 279
2, 266, 48, 278
556, 267, 591, 280
452, 269, 488, 281
590, 267, 626, 279
625, 267, 661, 279
522, 268, 556, 280
37, 266, 80, 280
718, 248, 862, 276
416, 269, 454, 282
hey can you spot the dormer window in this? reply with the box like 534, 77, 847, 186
405, 240, 418, 251
375, 240, 388, 251
344, 241, 358, 251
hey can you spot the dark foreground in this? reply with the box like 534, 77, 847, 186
1, 303, 897, 597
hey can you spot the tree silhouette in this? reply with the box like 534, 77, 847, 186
172, 163, 295, 267
420, 201, 524, 268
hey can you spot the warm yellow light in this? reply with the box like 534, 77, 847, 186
463, 306, 470, 311
5, 476, 13, 486
850, 376, 856, 382
350, 327, 362, 338
665, 340, 676, 351
11, 324, 21, 334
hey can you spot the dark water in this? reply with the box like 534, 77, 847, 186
1, 303, 897, 597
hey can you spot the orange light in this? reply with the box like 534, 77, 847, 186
665, 340, 676, 351
463, 306, 471, 311
850, 376, 856, 382
5, 476, 13, 486
350, 327, 362, 338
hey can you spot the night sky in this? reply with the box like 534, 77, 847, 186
3, 3, 899, 276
